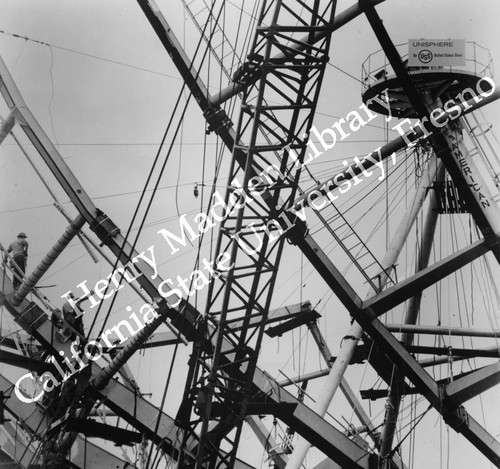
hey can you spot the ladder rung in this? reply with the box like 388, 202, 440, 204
356, 251, 372, 261
340, 232, 355, 242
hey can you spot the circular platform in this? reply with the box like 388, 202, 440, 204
362, 69, 494, 118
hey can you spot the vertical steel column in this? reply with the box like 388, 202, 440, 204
285, 155, 441, 469
379, 167, 442, 463
442, 115, 500, 236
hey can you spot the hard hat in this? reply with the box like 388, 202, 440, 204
17, 232, 27, 238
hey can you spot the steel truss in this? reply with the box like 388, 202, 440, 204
0, 55, 257, 468
139, 0, 500, 467
176, 1, 339, 467
359, 1, 500, 466
0, 33, 377, 468
0, 0, 498, 468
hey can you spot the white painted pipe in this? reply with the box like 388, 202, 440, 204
285, 155, 440, 469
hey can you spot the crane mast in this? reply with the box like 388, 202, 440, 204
0, 1, 498, 468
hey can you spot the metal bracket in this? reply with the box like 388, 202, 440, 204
443, 404, 470, 433
90, 210, 121, 247
203, 107, 232, 135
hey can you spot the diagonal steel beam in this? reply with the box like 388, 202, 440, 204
253, 369, 373, 469
208, 0, 386, 106
0, 374, 130, 469
293, 231, 500, 466
360, 0, 500, 260
0, 52, 376, 469
246, 416, 288, 469
445, 362, 500, 405
362, 238, 490, 315
0, 349, 50, 373
357, 3, 500, 465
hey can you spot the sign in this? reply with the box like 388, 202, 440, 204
408, 39, 466, 67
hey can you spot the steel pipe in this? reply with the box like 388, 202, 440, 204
92, 305, 168, 390
10, 215, 86, 306
285, 155, 441, 469
385, 324, 500, 339
209, 0, 386, 106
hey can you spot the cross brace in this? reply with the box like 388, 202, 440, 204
362, 239, 489, 315
445, 361, 500, 405
0, 55, 375, 467
137, 1, 500, 466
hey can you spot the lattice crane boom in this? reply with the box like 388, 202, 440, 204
138, 1, 500, 467
186, 2, 339, 466
0, 1, 499, 467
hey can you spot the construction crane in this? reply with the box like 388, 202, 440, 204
0, 1, 499, 468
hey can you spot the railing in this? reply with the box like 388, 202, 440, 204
361, 41, 493, 94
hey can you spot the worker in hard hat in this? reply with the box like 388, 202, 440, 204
5, 232, 28, 290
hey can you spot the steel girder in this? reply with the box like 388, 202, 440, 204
0, 264, 257, 468
0, 374, 129, 469
357, 0, 500, 465
360, 0, 500, 256
179, 1, 339, 467
0, 1, 496, 466
137, 0, 500, 467
0, 47, 376, 469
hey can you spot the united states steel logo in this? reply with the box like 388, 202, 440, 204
418, 49, 433, 64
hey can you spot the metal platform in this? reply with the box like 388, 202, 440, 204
361, 42, 494, 117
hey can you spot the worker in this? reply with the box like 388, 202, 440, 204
5, 232, 28, 290
61, 292, 92, 342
